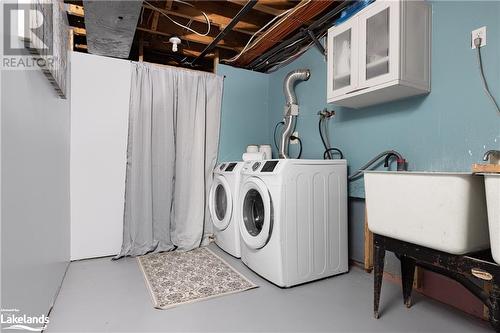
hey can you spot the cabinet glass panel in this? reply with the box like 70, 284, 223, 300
366, 8, 389, 80
333, 29, 352, 90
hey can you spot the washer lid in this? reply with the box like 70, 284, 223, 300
209, 175, 232, 231
239, 177, 273, 250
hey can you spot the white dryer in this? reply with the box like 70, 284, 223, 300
209, 161, 243, 258
238, 159, 348, 287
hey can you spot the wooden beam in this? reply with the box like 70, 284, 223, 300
69, 29, 74, 51
68, 4, 84, 17
191, 0, 257, 65
139, 33, 144, 62
72, 27, 86, 36
193, 1, 273, 28
213, 49, 220, 73
150, 9, 160, 31
231, 0, 334, 66
143, 34, 236, 59
258, 0, 297, 7
137, 26, 242, 52
75, 43, 88, 50
150, 0, 173, 32
143, 50, 214, 71
148, 12, 250, 47
228, 0, 286, 16
142, 3, 259, 35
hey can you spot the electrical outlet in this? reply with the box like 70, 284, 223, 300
290, 131, 299, 144
471, 26, 487, 49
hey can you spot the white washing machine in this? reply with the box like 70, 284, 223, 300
209, 161, 244, 258
238, 159, 348, 287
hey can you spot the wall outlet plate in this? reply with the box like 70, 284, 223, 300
290, 131, 299, 144
471, 26, 486, 49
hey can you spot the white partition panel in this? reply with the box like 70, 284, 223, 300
70, 52, 131, 260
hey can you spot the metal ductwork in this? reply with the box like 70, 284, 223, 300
279, 69, 310, 159
84, 0, 143, 58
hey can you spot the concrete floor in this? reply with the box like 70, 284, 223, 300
46, 244, 492, 332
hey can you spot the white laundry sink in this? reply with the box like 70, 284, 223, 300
485, 174, 500, 263
364, 171, 489, 254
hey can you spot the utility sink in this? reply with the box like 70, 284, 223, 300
364, 171, 489, 254
484, 174, 500, 263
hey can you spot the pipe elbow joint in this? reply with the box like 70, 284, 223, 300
283, 69, 310, 106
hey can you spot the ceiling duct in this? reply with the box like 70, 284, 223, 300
83, 0, 143, 58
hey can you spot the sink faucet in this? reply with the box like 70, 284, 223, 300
483, 150, 500, 164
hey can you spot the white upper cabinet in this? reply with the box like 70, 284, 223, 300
327, 17, 359, 98
327, 0, 431, 108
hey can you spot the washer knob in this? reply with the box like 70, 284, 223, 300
252, 162, 261, 171
220, 163, 226, 170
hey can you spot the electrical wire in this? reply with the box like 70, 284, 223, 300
143, 0, 211, 37
273, 121, 285, 151
474, 37, 500, 114
251, 18, 328, 71
290, 136, 303, 159
319, 117, 330, 158
264, 41, 313, 73
263, 32, 326, 72
319, 116, 344, 160
252, 35, 310, 70
323, 148, 343, 159
223, 0, 311, 63
248, 0, 350, 71
323, 116, 333, 155
258, 35, 313, 69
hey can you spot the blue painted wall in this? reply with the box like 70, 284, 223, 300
217, 1, 500, 264
268, 0, 500, 198
217, 64, 271, 162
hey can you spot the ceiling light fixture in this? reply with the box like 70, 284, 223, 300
169, 36, 181, 52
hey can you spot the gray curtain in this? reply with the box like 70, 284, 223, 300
116, 62, 223, 258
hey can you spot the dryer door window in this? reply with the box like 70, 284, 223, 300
214, 184, 227, 221
209, 176, 232, 231
242, 189, 265, 236
239, 177, 273, 249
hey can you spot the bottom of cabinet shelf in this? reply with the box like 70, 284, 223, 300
328, 80, 430, 109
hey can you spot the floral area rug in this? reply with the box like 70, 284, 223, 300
137, 247, 258, 309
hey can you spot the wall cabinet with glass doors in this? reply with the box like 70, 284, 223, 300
327, 0, 431, 108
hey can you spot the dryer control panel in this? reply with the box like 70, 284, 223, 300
241, 160, 280, 173
261, 160, 279, 172
225, 162, 238, 172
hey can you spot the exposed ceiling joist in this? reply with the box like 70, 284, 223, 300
136, 26, 242, 52
142, 2, 258, 35
72, 27, 86, 35
190, 0, 257, 65
66, 0, 345, 72
68, 4, 84, 17
192, 1, 273, 29
231, 0, 335, 66
138, 10, 249, 50
258, 0, 297, 8
142, 36, 234, 59
227, 0, 286, 16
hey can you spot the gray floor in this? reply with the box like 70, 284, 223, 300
46, 244, 492, 333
